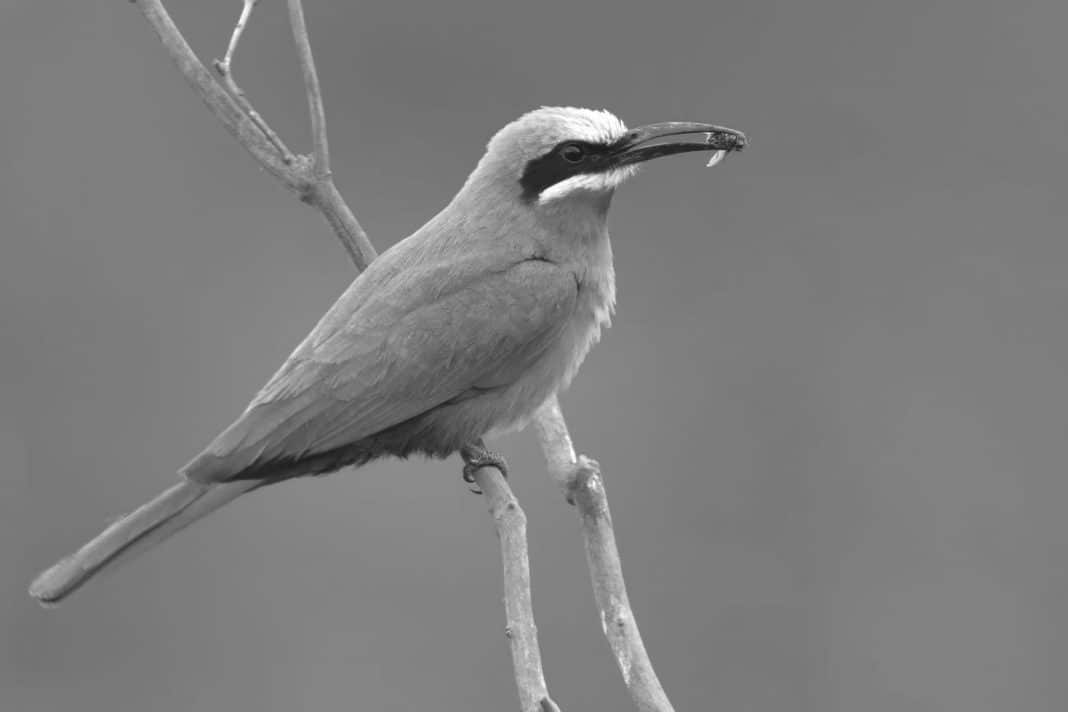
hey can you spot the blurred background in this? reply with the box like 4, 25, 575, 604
3, 1, 1067, 710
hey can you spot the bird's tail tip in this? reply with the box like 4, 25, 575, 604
27, 478, 248, 607
29, 560, 78, 607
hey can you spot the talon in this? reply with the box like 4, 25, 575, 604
463, 463, 484, 494
460, 439, 509, 494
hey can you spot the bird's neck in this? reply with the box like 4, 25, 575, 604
533, 188, 613, 243
446, 180, 617, 341
536, 192, 616, 329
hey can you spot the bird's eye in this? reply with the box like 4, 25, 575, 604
559, 143, 587, 164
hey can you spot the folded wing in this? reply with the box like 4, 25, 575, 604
183, 258, 578, 482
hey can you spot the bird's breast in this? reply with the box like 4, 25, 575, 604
558, 235, 616, 388
479, 233, 615, 441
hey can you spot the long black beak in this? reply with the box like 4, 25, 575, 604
610, 122, 748, 167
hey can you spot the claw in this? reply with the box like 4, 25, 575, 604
460, 440, 509, 495
462, 461, 484, 494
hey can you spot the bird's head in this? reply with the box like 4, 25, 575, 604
461, 106, 747, 211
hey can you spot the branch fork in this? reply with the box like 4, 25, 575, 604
130, 2, 676, 710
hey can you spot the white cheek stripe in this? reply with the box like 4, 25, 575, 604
537, 166, 639, 204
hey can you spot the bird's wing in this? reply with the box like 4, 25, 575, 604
183, 257, 578, 481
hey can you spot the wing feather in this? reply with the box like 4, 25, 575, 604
183, 258, 577, 481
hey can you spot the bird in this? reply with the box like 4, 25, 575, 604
30, 106, 747, 605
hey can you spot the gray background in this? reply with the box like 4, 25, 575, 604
3, 1, 1066, 710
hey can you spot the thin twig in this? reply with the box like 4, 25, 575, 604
472, 465, 562, 712
533, 398, 675, 712
531, 396, 579, 497
213, 0, 295, 164
286, 0, 330, 179
214, 65, 295, 164
572, 467, 674, 712
220, 0, 258, 71
283, 0, 375, 268
303, 168, 376, 271
133, 0, 376, 269
133, 0, 297, 190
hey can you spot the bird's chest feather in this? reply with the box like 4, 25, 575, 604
481, 236, 614, 439
546, 233, 618, 381
557, 234, 615, 387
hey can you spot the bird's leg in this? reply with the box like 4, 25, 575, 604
460, 439, 509, 494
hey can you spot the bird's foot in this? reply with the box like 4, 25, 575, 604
460, 440, 509, 494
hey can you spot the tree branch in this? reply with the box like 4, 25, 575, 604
531, 397, 579, 497
133, 0, 375, 270
213, 0, 296, 165
472, 465, 562, 712
286, 0, 330, 179
220, 0, 257, 72
302, 177, 374, 271
533, 399, 676, 712
281, 0, 375, 268
133, 0, 295, 188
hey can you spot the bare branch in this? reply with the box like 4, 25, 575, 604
472, 465, 562, 712
220, 0, 258, 72
303, 174, 376, 271
213, 65, 295, 164
534, 400, 676, 712
286, 0, 330, 179
531, 396, 579, 497
213, 0, 295, 164
132, 0, 296, 189
132, 0, 376, 270
283, 0, 376, 268
572, 465, 674, 712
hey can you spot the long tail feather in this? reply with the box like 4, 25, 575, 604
29, 478, 262, 605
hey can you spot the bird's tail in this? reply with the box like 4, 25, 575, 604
29, 478, 263, 606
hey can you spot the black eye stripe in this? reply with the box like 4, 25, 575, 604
518, 140, 611, 202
